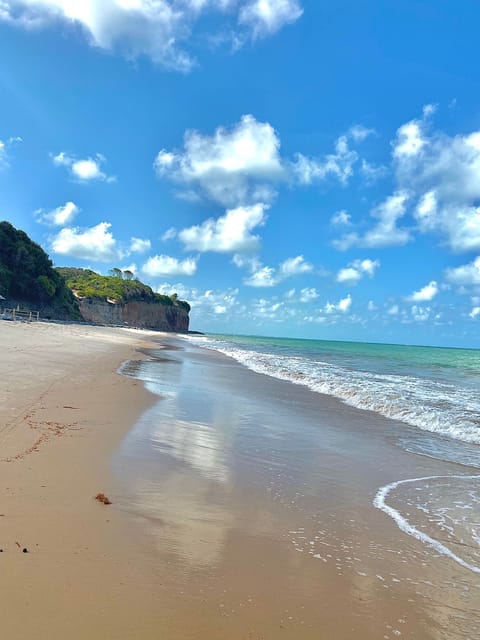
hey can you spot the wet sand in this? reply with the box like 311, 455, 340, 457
1, 323, 479, 639
114, 338, 480, 640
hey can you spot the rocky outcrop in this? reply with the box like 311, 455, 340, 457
78, 298, 189, 332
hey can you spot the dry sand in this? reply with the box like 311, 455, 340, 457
0, 320, 166, 639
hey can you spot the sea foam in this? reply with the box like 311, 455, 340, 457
374, 475, 480, 574
190, 337, 480, 445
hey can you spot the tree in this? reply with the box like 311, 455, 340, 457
170, 292, 178, 303
123, 270, 134, 281
110, 267, 123, 278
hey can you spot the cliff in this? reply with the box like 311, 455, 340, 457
77, 298, 189, 332
0, 224, 191, 331
57, 267, 190, 332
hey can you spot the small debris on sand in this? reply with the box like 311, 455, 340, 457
95, 493, 112, 505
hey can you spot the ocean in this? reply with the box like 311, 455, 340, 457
188, 333, 480, 456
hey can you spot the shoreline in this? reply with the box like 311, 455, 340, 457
1, 322, 479, 639
0, 321, 169, 638
114, 337, 480, 640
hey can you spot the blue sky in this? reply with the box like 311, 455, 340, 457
1, 1, 480, 347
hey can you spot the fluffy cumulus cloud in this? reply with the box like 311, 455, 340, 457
407, 280, 438, 302
334, 191, 411, 250
393, 107, 480, 252
178, 203, 268, 252
470, 306, 480, 319
35, 200, 79, 226
0, 1, 303, 71
51, 222, 123, 261
444, 256, 480, 286
156, 115, 372, 206
331, 106, 480, 255
242, 254, 312, 287
52, 152, 114, 182
155, 115, 284, 206
130, 237, 151, 253
142, 254, 197, 277
336, 258, 380, 285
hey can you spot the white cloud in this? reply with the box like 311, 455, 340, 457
394, 109, 480, 252
52, 151, 114, 182
334, 191, 411, 250
36, 201, 79, 226
444, 256, 480, 286
244, 265, 277, 287
408, 280, 438, 302
0, 1, 303, 71
469, 307, 480, 319
367, 300, 377, 311
130, 237, 151, 253
279, 254, 312, 276
243, 254, 312, 287
324, 294, 352, 314
239, 0, 303, 37
332, 106, 480, 254
156, 115, 371, 206
349, 125, 375, 142
393, 120, 426, 159
330, 210, 352, 226
178, 203, 267, 252
0, 135, 21, 168
293, 135, 358, 186
157, 283, 240, 315
142, 254, 197, 277
0, 139, 6, 168
336, 258, 380, 285
155, 115, 284, 206
298, 287, 319, 303
360, 159, 387, 183
162, 227, 177, 241
387, 304, 399, 315
51, 222, 123, 262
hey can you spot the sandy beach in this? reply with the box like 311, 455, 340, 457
0, 321, 167, 639
1, 322, 479, 640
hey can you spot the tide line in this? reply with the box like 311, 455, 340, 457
374, 475, 480, 574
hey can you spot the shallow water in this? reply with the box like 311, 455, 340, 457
187, 334, 480, 446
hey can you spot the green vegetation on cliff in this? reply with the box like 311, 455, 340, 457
0, 221, 190, 322
0, 221, 81, 318
57, 267, 191, 312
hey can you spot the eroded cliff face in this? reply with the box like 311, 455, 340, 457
78, 299, 189, 332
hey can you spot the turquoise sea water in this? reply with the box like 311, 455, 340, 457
187, 334, 480, 450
